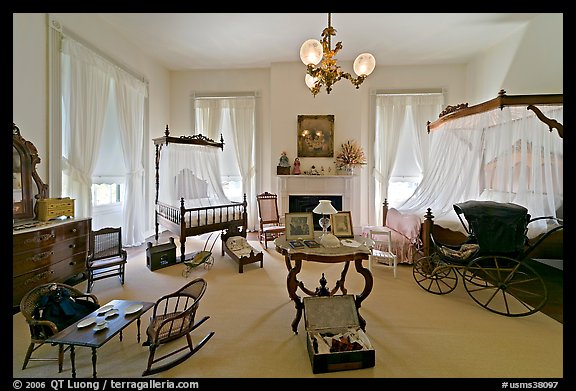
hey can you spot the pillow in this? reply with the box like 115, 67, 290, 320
385, 208, 421, 242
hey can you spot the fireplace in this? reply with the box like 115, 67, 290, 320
289, 195, 342, 231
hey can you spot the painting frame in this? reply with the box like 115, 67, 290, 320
297, 114, 334, 157
285, 212, 315, 240
331, 211, 354, 238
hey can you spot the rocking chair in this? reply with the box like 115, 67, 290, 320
142, 278, 214, 376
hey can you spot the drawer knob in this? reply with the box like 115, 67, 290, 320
72, 228, 78, 233
69, 244, 76, 249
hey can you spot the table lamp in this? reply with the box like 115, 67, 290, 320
313, 200, 340, 247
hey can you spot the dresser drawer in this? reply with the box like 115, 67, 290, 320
13, 235, 88, 277
13, 253, 87, 307
13, 219, 89, 254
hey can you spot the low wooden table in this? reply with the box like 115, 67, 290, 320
275, 233, 373, 334
46, 299, 154, 378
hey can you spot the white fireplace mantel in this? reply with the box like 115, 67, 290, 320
276, 175, 355, 216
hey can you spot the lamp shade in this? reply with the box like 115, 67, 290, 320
300, 39, 323, 65
313, 200, 338, 215
305, 74, 318, 89
353, 53, 376, 76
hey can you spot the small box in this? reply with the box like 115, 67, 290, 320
277, 166, 291, 175
303, 295, 375, 374
146, 237, 177, 271
37, 197, 75, 221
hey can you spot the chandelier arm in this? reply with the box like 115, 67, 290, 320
301, 13, 373, 96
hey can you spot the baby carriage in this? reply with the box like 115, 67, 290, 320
182, 233, 217, 278
412, 200, 563, 317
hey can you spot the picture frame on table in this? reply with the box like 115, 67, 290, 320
285, 212, 315, 240
331, 211, 354, 238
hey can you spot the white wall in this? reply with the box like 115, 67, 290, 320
13, 13, 563, 233
466, 13, 563, 104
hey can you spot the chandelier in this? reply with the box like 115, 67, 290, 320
300, 13, 376, 97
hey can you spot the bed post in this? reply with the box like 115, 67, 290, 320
422, 208, 434, 257
382, 199, 389, 226
179, 197, 186, 262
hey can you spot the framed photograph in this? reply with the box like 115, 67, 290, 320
297, 114, 334, 157
285, 212, 315, 240
331, 211, 354, 238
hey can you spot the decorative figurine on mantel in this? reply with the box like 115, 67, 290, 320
292, 157, 301, 175
277, 151, 291, 175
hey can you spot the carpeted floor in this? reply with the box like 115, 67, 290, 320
12, 232, 564, 381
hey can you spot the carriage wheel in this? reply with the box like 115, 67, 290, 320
204, 256, 214, 269
413, 254, 458, 295
463, 255, 548, 317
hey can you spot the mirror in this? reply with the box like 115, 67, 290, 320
13, 123, 48, 221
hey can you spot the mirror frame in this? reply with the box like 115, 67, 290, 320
13, 123, 48, 221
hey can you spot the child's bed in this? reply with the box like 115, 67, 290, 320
153, 126, 248, 262
221, 223, 263, 273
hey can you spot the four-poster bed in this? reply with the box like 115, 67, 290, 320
390, 90, 563, 260
153, 126, 248, 262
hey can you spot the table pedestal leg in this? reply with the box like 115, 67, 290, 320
286, 258, 302, 334
354, 259, 374, 330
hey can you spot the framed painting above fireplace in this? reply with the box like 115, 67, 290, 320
297, 114, 334, 157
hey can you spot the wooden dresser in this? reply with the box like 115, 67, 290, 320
13, 218, 91, 308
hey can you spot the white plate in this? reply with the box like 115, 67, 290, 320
124, 303, 143, 315
104, 309, 119, 318
97, 305, 114, 315
77, 317, 97, 328
93, 323, 108, 332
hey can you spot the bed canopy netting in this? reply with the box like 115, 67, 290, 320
397, 90, 563, 240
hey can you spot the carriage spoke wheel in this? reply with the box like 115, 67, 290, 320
463, 255, 548, 317
413, 254, 458, 295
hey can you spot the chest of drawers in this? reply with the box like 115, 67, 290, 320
13, 218, 91, 308
37, 197, 75, 221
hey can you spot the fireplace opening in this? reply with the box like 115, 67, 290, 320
289, 195, 343, 231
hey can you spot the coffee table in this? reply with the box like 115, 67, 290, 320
275, 233, 373, 334
46, 299, 154, 378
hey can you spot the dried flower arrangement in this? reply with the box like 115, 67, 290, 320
335, 140, 367, 169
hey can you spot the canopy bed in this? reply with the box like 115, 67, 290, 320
153, 126, 247, 262
388, 90, 563, 260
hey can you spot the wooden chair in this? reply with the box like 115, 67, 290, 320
368, 229, 398, 277
142, 278, 215, 376
256, 192, 285, 248
86, 227, 127, 293
20, 283, 99, 371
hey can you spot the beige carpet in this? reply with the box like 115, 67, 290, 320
13, 232, 563, 379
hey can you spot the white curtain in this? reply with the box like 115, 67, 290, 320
373, 94, 444, 224
114, 70, 148, 246
222, 97, 257, 230
158, 143, 230, 207
399, 105, 563, 238
194, 99, 222, 141
61, 37, 113, 218
194, 96, 257, 231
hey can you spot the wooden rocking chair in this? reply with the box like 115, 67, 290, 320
142, 278, 214, 376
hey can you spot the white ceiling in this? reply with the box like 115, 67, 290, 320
96, 13, 543, 71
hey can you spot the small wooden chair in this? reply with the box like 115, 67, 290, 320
142, 278, 215, 376
368, 229, 398, 277
20, 283, 99, 371
256, 192, 285, 248
86, 227, 127, 293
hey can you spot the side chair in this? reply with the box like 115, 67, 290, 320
86, 227, 127, 293
256, 192, 285, 249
